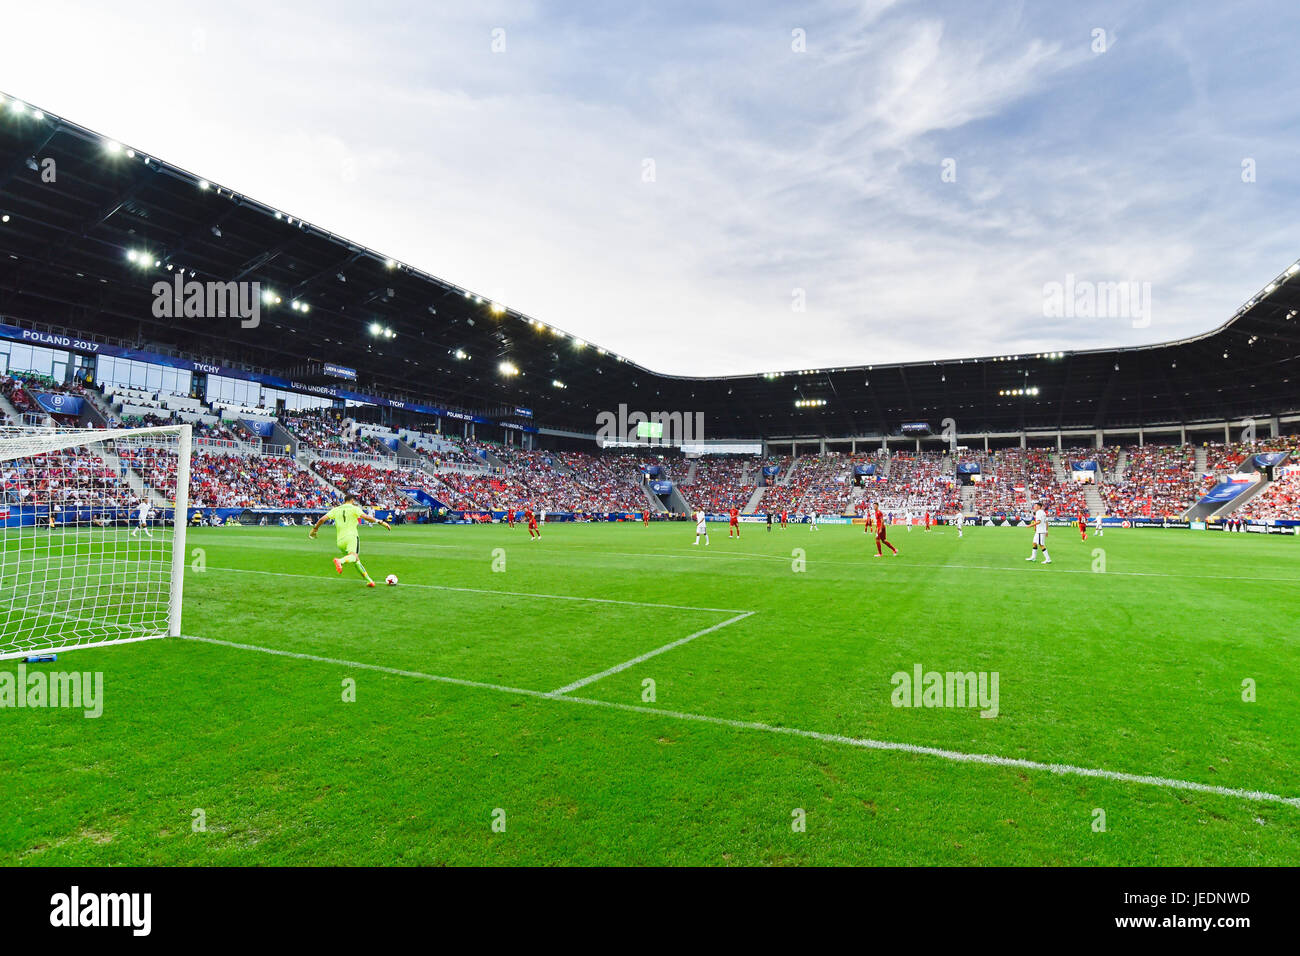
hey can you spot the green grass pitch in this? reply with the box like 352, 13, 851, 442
2, 520, 1298, 865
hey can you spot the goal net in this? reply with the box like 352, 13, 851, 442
0, 423, 191, 660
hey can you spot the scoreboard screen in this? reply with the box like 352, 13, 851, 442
636, 421, 664, 439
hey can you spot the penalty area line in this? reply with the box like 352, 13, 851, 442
181, 634, 1300, 811
549, 611, 755, 695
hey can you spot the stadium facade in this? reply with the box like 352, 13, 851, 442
2, 93, 1300, 451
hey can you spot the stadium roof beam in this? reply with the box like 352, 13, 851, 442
230, 239, 298, 283
0, 125, 58, 193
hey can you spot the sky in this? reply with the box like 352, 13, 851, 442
3, 0, 1300, 376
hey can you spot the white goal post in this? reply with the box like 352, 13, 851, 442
0, 423, 191, 660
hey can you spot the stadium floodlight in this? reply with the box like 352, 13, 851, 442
10, 100, 26, 115
1, 215, 8, 224
0, 423, 192, 660
385, 258, 396, 269
198, 180, 210, 190
105, 139, 122, 154
489, 302, 505, 315
369, 322, 384, 336
499, 360, 519, 377
552, 379, 566, 389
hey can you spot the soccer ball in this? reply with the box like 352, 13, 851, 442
385, 574, 399, 586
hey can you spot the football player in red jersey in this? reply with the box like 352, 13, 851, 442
643, 509, 651, 527
780, 510, 788, 529
874, 505, 898, 557
526, 507, 540, 540
506, 508, 516, 528
1078, 512, 1088, 541
728, 506, 740, 537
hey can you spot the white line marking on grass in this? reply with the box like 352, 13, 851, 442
202, 566, 750, 613
181, 634, 1300, 810
550, 611, 755, 695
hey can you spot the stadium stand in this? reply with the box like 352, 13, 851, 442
679, 456, 760, 511
1100, 444, 1204, 518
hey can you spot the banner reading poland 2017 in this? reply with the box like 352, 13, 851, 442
34, 393, 85, 416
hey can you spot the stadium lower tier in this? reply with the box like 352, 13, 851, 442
4, 434, 1300, 520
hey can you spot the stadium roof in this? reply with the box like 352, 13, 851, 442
3, 92, 1300, 442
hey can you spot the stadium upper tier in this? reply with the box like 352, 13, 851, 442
3, 96, 1300, 441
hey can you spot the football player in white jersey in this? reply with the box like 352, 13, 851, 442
131, 499, 152, 538
1093, 511, 1104, 537
954, 511, 964, 538
692, 509, 709, 546
809, 510, 819, 530
904, 508, 913, 532
1025, 501, 1051, 564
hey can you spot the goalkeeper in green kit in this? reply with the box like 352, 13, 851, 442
309, 493, 391, 587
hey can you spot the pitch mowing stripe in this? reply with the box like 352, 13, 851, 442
550, 611, 756, 695
203, 566, 751, 613
181, 634, 1300, 810
268, 535, 1300, 586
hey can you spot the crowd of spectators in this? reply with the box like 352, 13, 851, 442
869, 452, 963, 514
1, 447, 131, 511
967, 448, 1087, 516
1238, 471, 1300, 520
680, 456, 760, 512
312, 461, 435, 509
1100, 444, 1203, 517
283, 410, 388, 457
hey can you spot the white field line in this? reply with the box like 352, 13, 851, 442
180, 634, 1300, 810
265, 535, 1300, 586
550, 611, 755, 695
201, 567, 754, 613
200, 566, 750, 613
